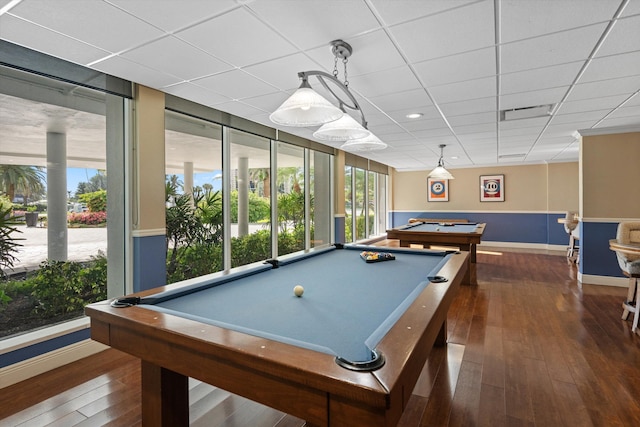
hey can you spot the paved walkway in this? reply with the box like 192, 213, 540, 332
8, 225, 108, 273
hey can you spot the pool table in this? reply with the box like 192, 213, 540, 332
85, 244, 468, 427
387, 221, 486, 263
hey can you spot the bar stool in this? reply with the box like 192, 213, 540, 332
560, 212, 579, 261
610, 221, 640, 334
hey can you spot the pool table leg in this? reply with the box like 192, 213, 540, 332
141, 360, 189, 426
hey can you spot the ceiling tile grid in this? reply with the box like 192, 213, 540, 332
1, 0, 638, 172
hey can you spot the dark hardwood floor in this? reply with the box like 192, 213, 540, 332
2, 247, 639, 426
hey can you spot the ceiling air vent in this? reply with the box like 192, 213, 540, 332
498, 153, 526, 160
500, 104, 554, 121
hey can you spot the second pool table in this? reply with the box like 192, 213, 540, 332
387, 221, 486, 263
85, 244, 468, 427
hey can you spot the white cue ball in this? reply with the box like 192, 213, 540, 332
293, 285, 304, 297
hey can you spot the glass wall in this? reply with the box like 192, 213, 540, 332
343, 165, 387, 243
0, 65, 127, 338
310, 151, 331, 247
229, 129, 272, 266
164, 111, 223, 283
276, 142, 304, 256
344, 166, 353, 242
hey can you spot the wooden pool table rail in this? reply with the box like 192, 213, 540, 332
85, 250, 469, 426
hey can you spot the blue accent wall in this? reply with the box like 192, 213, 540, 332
391, 211, 567, 245
0, 328, 90, 368
133, 234, 167, 292
391, 211, 624, 282
580, 221, 621, 277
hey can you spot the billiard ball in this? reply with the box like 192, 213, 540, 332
293, 285, 304, 297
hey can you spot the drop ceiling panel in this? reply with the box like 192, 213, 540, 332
10, 0, 165, 53
121, 36, 233, 81
92, 56, 181, 89
323, 30, 407, 77
0, 15, 110, 65
430, 77, 496, 104
110, 0, 238, 32
500, 0, 620, 43
370, 0, 477, 26
500, 62, 584, 95
2, 0, 638, 172
347, 66, 422, 98
389, 0, 495, 63
193, 70, 278, 100
557, 94, 631, 114
413, 47, 496, 88
579, 50, 640, 83
595, 15, 640, 57
176, 8, 296, 67
448, 112, 496, 127
248, 0, 379, 51
551, 110, 608, 125
567, 75, 640, 101
163, 83, 231, 107
244, 53, 321, 91
500, 24, 608, 74
440, 97, 496, 116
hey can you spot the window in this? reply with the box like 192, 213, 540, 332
276, 142, 304, 256
0, 65, 127, 338
343, 164, 387, 243
165, 111, 223, 283
229, 129, 272, 266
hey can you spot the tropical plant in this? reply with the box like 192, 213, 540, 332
0, 205, 23, 278
0, 165, 46, 203
249, 168, 271, 198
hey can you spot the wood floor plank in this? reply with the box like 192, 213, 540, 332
2, 248, 640, 426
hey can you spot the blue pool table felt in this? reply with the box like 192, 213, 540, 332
406, 222, 480, 233
140, 246, 451, 364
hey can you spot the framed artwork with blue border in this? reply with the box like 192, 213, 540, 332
427, 178, 449, 202
480, 174, 504, 202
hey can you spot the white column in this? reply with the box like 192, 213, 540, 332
237, 157, 249, 236
46, 132, 67, 261
183, 161, 193, 200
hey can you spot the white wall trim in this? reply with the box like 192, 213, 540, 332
479, 241, 566, 252
578, 272, 628, 288
131, 228, 166, 238
1, 317, 90, 355
581, 217, 640, 223
0, 339, 108, 388
578, 125, 640, 136
390, 209, 568, 214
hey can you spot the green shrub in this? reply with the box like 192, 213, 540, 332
30, 254, 107, 316
167, 244, 223, 284
79, 190, 107, 212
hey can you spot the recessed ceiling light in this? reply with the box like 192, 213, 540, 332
451, 156, 458, 160
405, 113, 423, 119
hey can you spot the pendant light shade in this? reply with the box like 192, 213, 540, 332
312, 113, 371, 142
269, 80, 344, 127
427, 144, 455, 179
341, 134, 387, 151
269, 40, 386, 151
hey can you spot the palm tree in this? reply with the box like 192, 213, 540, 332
0, 165, 46, 203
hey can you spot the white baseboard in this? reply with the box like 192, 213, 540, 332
479, 241, 566, 252
578, 273, 629, 288
0, 339, 108, 388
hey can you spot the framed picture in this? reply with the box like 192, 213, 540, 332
480, 174, 504, 202
427, 178, 449, 202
